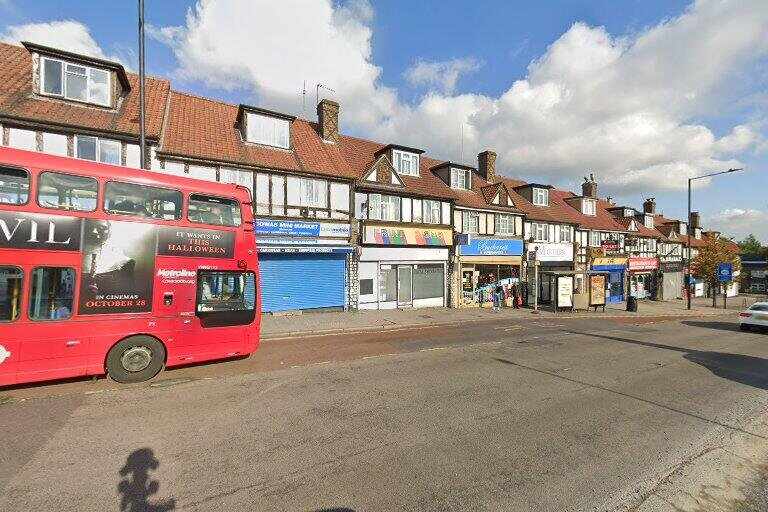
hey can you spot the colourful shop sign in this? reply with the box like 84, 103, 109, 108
628, 257, 659, 271
458, 238, 524, 256
364, 225, 452, 246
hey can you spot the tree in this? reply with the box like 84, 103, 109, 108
691, 236, 742, 306
738, 234, 764, 255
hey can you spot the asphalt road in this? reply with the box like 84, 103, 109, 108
2, 315, 768, 511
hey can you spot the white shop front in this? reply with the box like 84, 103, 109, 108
357, 224, 452, 310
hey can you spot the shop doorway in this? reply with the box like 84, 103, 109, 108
630, 273, 652, 299
397, 266, 413, 306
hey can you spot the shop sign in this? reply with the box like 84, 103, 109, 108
364, 225, 452, 246
588, 247, 604, 259
531, 243, 573, 262
255, 220, 350, 238
592, 257, 627, 267
258, 245, 352, 254
601, 239, 620, 252
459, 238, 523, 256
628, 257, 659, 271
660, 261, 684, 273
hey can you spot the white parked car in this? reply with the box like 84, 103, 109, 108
739, 302, 768, 332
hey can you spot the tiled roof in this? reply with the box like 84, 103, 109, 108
616, 217, 660, 238
451, 176, 524, 213
556, 191, 628, 231
159, 91, 357, 179
337, 133, 456, 200
0, 42, 169, 138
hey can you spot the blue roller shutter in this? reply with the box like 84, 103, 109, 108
259, 253, 347, 312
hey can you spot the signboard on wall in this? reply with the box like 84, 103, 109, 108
628, 257, 659, 271
531, 242, 574, 262
255, 220, 350, 238
592, 257, 628, 267
601, 240, 620, 252
458, 238, 523, 256
364, 225, 452, 246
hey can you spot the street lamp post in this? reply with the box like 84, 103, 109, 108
685, 168, 743, 310
138, 0, 146, 169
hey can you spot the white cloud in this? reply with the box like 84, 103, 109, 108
404, 57, 482, 94
138, 0, 768, 195
708, 208, 768, 243
0, 20, 132, 68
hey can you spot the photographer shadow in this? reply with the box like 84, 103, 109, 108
118, 448, 176, 512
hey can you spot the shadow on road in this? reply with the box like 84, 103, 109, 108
313, 509, 356, 512
118, 448, 176, 512
563, 330, 768, 391
681, 320, 743, 332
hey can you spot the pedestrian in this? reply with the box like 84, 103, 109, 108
493, 283, 503, 311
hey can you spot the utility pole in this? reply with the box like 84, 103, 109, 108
138, 0, 147, 169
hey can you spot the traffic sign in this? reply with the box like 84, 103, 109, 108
717, 262, 733, 283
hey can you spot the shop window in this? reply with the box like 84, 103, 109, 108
359, 279, 374, 295
38, 172, 98, 212
413, 265, 444, 300
29, 267, 75, 321
0, 266, 23, 322
0, 166, 30, 205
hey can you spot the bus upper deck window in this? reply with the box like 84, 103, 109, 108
0, 266, 23, 322
105, 181, 182, 220
38, 172, 98, 211
0, 167, 29, 205
188, 194, 242, 227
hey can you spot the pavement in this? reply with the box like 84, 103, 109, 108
3, 314, 768, 511
260, 295, 762, 339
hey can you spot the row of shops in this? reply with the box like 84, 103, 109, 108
253, 219, 716, 313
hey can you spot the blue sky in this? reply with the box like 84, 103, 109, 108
1, 0, 766, 241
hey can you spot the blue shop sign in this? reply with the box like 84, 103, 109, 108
255, 220, 350, 238
459, 238, 524, 257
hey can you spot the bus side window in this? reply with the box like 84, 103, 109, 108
196, 271, 256, 327
38, 171, 98, 211
29, 267, 75, 321
188, 194, 242, 227
0, 266, 23, 321
104, 181, 182, 220
0, 166, 30, 205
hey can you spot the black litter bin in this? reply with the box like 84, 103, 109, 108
626, 296, 638, 312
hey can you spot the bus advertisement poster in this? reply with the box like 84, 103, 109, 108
79, 219, 155, 314
156, 227, 235, 259
0, 211, 82, 251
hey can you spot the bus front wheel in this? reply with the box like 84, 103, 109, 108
106, 336, 166, 383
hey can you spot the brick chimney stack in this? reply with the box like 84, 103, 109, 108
477, 150, 497, 182
317, 99, 340, 143
582, 173, 598, 198
643, 197, 656, 214
689, 211, 701, 229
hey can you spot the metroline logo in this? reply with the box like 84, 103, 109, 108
156, 269, 196, 278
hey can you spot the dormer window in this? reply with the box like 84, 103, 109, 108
41, 57, 110, 106
245, 111, 290, 149
623, 208, 634, 217
679, 222, 687, 235
644, 215, 654, 229
582, 198, 596, 216
450, 168, 471, 190
532, 187, 549, 206
392, 150, 419, 176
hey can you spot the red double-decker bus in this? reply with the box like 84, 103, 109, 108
0, 147, 260, 386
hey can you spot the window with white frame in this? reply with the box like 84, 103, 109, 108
298, 177, 327, 208
245, 112, 290, 149
532, 187, 549, 206
368, 194, 400, 221
589, 231, 600, 247
532, 222, 549, 242
644, 215, 654, 229
392, 150, 419, 176
496, 214, 515, 235
423, 199, 442, 224
41, 57, 110, 106
7, 128, 37, 151
75, 135, 121, 165
462, 211, 479, 233
560, 226, 572, 243
450, 168, 471, 190
583, 199, 596, 216
679, 222, 687, 235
